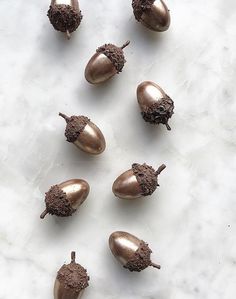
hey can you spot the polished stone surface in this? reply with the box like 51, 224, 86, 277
0, 0, 235, 299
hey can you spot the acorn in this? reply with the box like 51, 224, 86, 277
47, 0, 83, 39
109, 231, 161, 272
40, 179, 89, 219
85, 41, 130, 84
132, 0, 170, 32
112, 163, 166, 200
59, 113, 106, 155
137, 81, 174, 130
54, 251, 89, 299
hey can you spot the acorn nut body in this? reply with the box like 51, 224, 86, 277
40, 179, 89, 219
54, 252, 89, 299
132, 0, 170, 32
59, 113, 106, 155
109, 231, 161, 272
47, 0, 83, 39
137, 81, 174, 130
112, 163, 166, 199
85, 41, 130, 84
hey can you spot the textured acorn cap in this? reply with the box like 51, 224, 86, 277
124, 241, 160, 272
141, 96, 174, 130
59, 113, 90, 143
96, 41, 130, 73
40, 185, 75, 218
132, 0, 155, 21
47, 4, 82, 36
132, 163, 166, 196
57, 252, 89, 293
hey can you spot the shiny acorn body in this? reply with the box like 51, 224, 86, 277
132, 0, 170, 32
59, 113, 106, 155
40, 179, 89, 219
85, 53, 117, 84
137, 81, 174, 130
112, 163, 166, 200
109, 231, 161, 272
85, 41, 130, 84
48, 0, 82, 39
54, 252, 89, 299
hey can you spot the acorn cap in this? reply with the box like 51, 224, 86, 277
96, 41, 130, 73
141, 96, 174, 130
47, 4, 82, 37
59, 113, 90, 143
40, 185, 75, 218
132, 163, 166, 196
132, 0, 155, 21
124, 241, 161, 272
57, 252, 89, 293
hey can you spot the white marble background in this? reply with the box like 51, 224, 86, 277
0, 0, 236, 298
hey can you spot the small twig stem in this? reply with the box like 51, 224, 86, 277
121, 41, 130, 49
40, 210, 48, 219
59, 112, 70, 122
151, 262, 161, 269
71, 251, 76, 263
156, 164, 166, 176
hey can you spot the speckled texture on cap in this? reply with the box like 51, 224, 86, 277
64, 115, 90, 143
141, 96, 174, 130
124, 241, 152, 272
45, 185, 75, 217
47, 4, 82, 33
57, 262, 89, 293
97, 44, 126, 73
132, 163, 158, 196
132, 0, 155, 21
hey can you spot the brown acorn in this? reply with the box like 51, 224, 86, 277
85, 41, 130, 84
112, 163, 166, 200
47, 0, 83, 39
40, 179, 89, 219
54, 251, 89, 299
137, 81, 174, 130
59, 113, 106, 155
132, 0, 170, 32
109, 231, 161, 272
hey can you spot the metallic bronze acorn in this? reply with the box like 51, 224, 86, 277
112, 163, 166, 200
54, 251, 89, 299
109, 231, 161, 272
132, 0, 170, 32
59, 113, 106, 155
47, 0, 83, 39
40, 179, 89, 219
85, 41, 130, 84
137, 81, 174, 130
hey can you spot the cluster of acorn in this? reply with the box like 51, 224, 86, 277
41, 0, 174, 298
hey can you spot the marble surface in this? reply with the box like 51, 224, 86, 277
0, 0, 236, 298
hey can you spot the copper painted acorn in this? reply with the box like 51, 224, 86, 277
85, 41, 130, 84
54, 251, 89, 299
47, 0, 83, 39
59, 113, 106, 155
40, 179, 89, 219
112, 163, 166, 200
137, 81, 174, 130
132, 0, 170, 32
109, 231, 161, 272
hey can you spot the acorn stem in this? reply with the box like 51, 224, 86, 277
151, 262, 161, 269
121, 41, 130, 49
166, 123, 171, 131
71, 251, 76, 263
40, 210, 48, 219
66, 30, 71, 40
59, 112, 70, 122
156, 164, 166, 176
